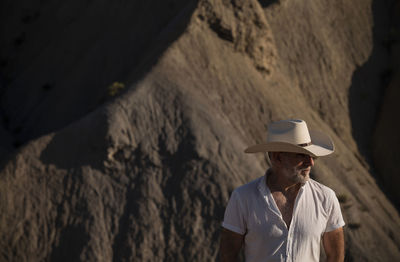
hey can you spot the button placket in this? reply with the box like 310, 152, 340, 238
286, 185, 305, 261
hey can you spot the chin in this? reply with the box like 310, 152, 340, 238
302, 175, 310, 182
295, 172, 310, 183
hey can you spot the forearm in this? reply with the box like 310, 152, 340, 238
326, 254, 344, 262
219, 228, 244, 262
220, 249, 240, 262
323, 228, 345, 262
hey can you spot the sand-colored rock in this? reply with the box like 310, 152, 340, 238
0, 0, 399, 261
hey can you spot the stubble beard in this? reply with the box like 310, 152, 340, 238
284, 167, 311, 184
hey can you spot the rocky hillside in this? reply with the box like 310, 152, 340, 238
0, 0, 399, 261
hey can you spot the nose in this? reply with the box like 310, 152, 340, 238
304, 155, 315, 167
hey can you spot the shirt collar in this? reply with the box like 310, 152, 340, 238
257, 168, 308, 196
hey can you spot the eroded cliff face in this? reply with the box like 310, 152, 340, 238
373, 0, 400, 209
0, 0, 399, 261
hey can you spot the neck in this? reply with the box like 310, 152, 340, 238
266, 168, 302, 193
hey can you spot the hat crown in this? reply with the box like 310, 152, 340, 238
267, 119, 311, 145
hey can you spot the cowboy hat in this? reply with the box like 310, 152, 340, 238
244, 119, 334, 157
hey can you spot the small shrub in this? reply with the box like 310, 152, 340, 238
108, 82, 125, 97
337, 193, 349, 204
348, 223, 361, 230
359, 205, 369, 212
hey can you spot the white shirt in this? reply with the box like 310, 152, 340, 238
222, 173, 345, 262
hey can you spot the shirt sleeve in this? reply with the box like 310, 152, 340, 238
325, 190, 346, 232
222, 189, 247, 235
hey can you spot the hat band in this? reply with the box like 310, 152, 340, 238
298, 142, 312, 147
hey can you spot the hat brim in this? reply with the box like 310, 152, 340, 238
244, 130, 334, 157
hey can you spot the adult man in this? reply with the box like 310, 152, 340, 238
220, 119, 345, 262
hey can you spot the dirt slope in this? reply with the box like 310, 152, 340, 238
0, 0, 399, 261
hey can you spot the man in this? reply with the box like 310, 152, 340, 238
220, 119, 345, 262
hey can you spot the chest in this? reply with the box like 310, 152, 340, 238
271, 192, 297, 228
245, 189, 328, 243
244, 189, 329, 259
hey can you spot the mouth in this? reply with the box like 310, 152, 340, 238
300, 168, 311, 175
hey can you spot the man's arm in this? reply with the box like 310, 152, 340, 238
219, 228, 245, 262
322, 227, 345, 262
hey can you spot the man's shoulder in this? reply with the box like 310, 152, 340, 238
307, 179, 337, 199
233, 176, 264, 196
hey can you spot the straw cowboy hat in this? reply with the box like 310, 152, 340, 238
244, 119, 334, 157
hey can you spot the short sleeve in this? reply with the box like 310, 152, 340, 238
222, 190, 247, 235
325, 191, 346, 232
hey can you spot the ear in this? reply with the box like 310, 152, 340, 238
269, 152, 281, 163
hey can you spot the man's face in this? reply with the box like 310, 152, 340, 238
279, 152, 315, 184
